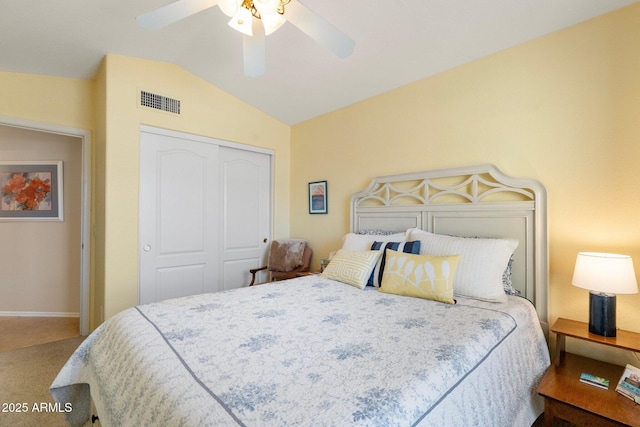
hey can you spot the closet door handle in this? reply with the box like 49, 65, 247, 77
263, 238, 268, 243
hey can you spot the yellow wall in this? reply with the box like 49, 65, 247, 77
0, 72, 94, 130
99, 55, 290, 320
291, 4, 640, 365
93, 60, 107, 331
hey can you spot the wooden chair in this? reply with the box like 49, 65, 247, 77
249, 241, 313, 286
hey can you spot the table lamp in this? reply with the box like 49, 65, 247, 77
571, 252, 638, 337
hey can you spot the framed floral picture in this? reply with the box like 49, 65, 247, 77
308, 180, 328, 214
0, 161, 63, 221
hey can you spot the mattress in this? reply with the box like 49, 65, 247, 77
51, 275, 549, 426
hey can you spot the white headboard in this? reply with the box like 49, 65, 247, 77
350, 164, 548, 330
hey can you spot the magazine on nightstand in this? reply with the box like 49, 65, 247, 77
615, 364, 640, 404
580, 372, 610, 389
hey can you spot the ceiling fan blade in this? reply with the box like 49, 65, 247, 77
285, 1, 355, 58
243, 21, 266, 77
136, 0, 220, 30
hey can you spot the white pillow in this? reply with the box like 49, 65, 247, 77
321, 249, 382, 290
341, 232, 406, 251
407, 228, 518, 302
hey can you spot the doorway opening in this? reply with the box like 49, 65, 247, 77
0, 116, 91, 336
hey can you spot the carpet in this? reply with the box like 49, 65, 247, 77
0, 336, 84, 427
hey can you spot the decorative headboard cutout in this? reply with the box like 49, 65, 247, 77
350, 164, 548, 329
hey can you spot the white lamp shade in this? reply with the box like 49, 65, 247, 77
218, 0, 239, 17
228, 6, 254, 36
572, 252, 639, 294
254, 0, 280, 15
261, 11, 286, 35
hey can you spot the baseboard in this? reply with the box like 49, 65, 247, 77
0, 311, 80, 318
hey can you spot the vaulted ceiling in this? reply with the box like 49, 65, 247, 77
1, 0, 637, 124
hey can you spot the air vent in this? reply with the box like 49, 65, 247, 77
140, 90, 181, 115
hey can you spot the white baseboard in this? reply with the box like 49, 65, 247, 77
0, 311, 80, 318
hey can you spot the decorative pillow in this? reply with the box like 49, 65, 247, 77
407, 229, 518, 302
367, 241, 421, 287
321, 249, 382, 290
358, 229, 405, 236
379, 249, 460, 304
341, 232, 406, 251
502, 255, 520, 296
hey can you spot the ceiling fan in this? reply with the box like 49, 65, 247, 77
136, 0, 355, 77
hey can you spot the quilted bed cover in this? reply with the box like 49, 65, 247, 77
51, 275, 549, 427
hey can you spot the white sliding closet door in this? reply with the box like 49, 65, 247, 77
139, 128, 272, 304
139, 132, 220, 304
219, 147, 271, 290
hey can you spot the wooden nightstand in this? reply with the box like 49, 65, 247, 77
537, 318, 640, 426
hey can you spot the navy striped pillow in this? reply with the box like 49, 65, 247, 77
367, 241, 421, 287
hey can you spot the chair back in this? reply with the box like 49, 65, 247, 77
249, 240, 312, 285
269, 245, 313, 281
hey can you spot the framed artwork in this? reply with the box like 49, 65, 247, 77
0, 161, 63, 221
308, 180, 328, 214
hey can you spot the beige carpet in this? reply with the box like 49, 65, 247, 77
0, 316, 80, 353
0, 337, 84, 427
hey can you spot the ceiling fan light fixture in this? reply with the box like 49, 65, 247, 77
254, 0, 280, 15
261, 11, 286, 35
224, 0, 290, 36
218, 0, 239, 18
228, 6, 254, 36
136, 0, 355, 77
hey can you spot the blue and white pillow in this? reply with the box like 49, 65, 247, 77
367, 241, 421, 287
502, 255, 520, 295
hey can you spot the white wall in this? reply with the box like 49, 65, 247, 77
0, 125, 82, 316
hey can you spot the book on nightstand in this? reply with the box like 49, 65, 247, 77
580, 372, 610, 390
615, 364, 640, 404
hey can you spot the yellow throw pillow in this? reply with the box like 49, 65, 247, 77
321, 249, 382, 289
379, 249, 460, 304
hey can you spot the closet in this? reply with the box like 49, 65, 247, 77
138, 127, 272, 304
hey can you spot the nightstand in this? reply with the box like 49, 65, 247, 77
537, 318, 640, 426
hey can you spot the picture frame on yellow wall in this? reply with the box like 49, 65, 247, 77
0, 160, 63, 221
309, 180, 328, 214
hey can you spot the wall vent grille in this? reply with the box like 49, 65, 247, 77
140, 91, 181, 114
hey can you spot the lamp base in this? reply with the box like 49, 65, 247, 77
589, 292, 616, 337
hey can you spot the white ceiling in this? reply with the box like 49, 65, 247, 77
1, 0, 637, 125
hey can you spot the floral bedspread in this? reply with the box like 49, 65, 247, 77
51, 275, 549, 427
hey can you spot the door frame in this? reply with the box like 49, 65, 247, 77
0, 115, 92, 336
140, 126, 275, 157
139, 125, 275, 294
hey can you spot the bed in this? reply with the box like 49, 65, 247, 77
51, 163, 551, 427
